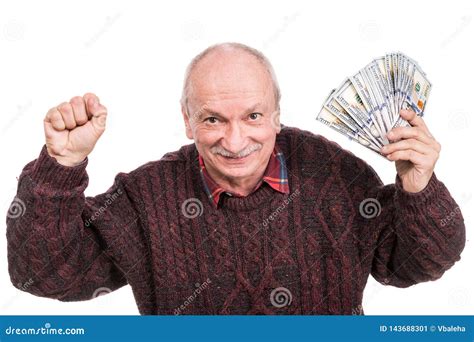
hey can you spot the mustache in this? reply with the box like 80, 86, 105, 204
210, 143, 263, 158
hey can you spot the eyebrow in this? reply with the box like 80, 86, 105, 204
197, 103, 262, 119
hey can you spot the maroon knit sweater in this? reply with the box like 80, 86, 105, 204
6, 126, 466, 315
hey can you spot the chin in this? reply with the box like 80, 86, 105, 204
222, 168, 255, 180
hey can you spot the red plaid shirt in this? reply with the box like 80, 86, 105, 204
198, 146, 290, 208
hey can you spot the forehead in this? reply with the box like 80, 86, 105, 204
188, 50, 274, 106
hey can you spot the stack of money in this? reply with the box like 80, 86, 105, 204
317, 52, 432, 157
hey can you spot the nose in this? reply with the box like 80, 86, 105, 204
221, 122, 247, 154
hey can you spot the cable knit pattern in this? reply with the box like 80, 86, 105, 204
6, 126, 466, 315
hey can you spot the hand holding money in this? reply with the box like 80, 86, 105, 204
317, 52, 439, 192
381, 108, 440, 193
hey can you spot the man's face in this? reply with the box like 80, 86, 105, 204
182, 49, 280, 183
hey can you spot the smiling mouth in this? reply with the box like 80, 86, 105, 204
218, 151, 255, 163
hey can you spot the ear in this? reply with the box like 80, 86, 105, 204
275, 111, 282, 134
181, 104, 194, 140
271, 108, 282, 134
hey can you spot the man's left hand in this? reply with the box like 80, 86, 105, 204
381, 109, 441, 193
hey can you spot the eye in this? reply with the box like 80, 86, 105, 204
249, 112, 262, 120
204, 116, 219, 124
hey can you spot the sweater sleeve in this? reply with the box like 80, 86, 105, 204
6, 145, 139, 301
368, 171, 466, 288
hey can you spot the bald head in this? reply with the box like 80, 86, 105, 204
180, 42, 281, 115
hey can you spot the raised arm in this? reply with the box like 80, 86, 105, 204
6, 94, 138, 301
369, 108, 466, 287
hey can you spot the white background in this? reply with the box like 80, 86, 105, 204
1, 0, 472, 315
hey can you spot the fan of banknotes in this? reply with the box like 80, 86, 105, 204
317, 52, 432, 157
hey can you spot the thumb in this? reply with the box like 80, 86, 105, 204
87, 97, 107, 132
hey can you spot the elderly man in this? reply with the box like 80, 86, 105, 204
7, 43, 465, 315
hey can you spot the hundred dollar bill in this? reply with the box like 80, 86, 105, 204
384, 54, 396, 123
373, 57, 395, 124
393, 62, 432, 128
324, 91, 383, 149
365, 61, 392, 134
317, 103, 380, 153
333, 79, 384, 141
404, 64, 431, 115
349, 72, 389, 145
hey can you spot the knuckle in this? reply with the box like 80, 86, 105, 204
70, 96, 84, 106
76, 116, 88, 125
46, 106, 58, 118
57, 102, 71, 113
83, 92, 99, 102
412, 127, 419, 136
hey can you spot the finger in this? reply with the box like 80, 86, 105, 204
44, 107, 66, 131
386, 149, 427, 165
387, 126, 433, 145
57, 102, 76, 129
69, 96, 88, 125
83, 92, 100, 117
86, 97, 107, 131
381, 138, 432, 156
399, 109, 433, 137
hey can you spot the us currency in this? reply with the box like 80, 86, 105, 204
365, 61, 392, 136
317, 94, 380, 153
333, 79, 385, 144
317, 52, 431, 158
324, 92, 382, 150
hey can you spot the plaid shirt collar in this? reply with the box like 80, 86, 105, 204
198, 145, 290, 208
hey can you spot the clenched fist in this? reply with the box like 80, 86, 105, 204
44, 93, 107, 167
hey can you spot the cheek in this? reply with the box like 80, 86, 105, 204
251, 125, 277, 143
193, 126, 221, 147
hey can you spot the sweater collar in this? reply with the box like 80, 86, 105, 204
198, 145, 290, 208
